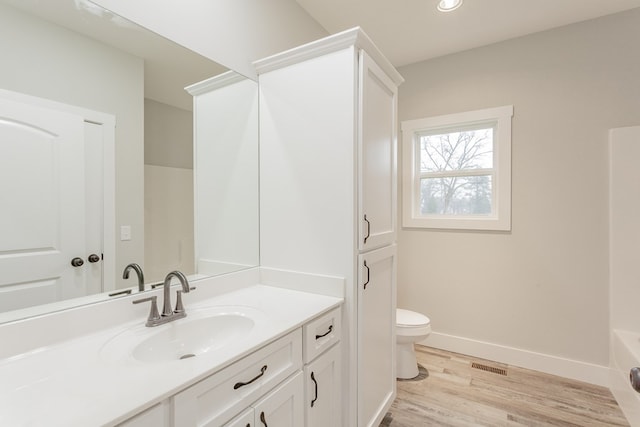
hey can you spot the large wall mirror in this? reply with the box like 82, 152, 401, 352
0, 0, 259, 323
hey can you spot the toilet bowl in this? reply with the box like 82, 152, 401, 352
396, 308, 431, 379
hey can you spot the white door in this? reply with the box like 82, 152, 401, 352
84, 121, 104, 295
358, 50, 398, 252
358, 244, 397, 427
0, 97, 87, 312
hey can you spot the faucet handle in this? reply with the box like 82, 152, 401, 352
174, 287, 196, 315
174, 290, 185, 314
133, 296, 161, 326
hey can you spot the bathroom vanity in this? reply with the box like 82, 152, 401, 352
0, 270, 343, 427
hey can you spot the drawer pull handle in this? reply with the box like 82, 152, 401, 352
310, 371, 318, 407
363, 214, 371, 244
315, 325, 333, 340
260, 411, 268, 427
363, 260, 370, 289
234, 365, 267, 389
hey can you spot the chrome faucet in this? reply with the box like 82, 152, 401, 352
161, 271, 192, 317
123, 263, 145, 292
132, 270, 195, 327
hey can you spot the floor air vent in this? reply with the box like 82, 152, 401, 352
471, 362, 507, 376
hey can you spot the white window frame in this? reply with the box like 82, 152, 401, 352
401, 105, 513, 231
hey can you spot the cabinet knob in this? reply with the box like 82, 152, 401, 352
88, 253, 100, 263
70, 257, 84, 267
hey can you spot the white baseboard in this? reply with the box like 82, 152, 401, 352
420, 332, 610, 387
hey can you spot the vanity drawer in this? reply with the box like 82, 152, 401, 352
173, 329, 302, 427
303, 307, 341, 363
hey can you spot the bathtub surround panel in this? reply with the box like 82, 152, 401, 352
398, 8, 640, 380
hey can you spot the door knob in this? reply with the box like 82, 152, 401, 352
71, 257, 84, 267
88, 254, 100, 263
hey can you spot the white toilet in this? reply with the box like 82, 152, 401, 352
396, 308, 431, 379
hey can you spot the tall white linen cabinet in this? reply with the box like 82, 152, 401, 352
256, 28, 404, 427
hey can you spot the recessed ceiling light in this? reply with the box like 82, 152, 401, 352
437, 0, 463, 12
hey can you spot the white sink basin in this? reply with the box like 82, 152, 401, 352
101, 306, 265, 364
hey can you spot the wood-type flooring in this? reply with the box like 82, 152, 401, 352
381, 345, 629, 427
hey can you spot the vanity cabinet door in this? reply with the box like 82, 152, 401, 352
357, 49, 398, 253
304, 344, 342, 427
357, 245, 396, 427
253, 371, 304, 427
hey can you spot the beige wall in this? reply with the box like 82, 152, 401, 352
144, 99, 193, 169
397, 9, 640, 366
144, 165, 194, 284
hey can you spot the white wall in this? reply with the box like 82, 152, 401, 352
0, 3, 144, 289
397, 8, 640, 376
92, 0, 328, 79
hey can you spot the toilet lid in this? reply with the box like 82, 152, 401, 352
397, 308, 430, 327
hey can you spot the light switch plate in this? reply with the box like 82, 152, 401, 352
120, 225, 131, 241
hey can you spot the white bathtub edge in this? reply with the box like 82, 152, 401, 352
611, 329, 640, 426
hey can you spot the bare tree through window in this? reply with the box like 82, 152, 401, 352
419, 127, 494, 215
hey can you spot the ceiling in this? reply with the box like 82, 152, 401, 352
294, 0, 640, 67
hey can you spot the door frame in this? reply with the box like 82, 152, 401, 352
0, 88, 116, 291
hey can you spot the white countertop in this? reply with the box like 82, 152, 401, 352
0, 284, 342, 426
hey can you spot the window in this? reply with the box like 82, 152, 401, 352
402, 105, 513, 230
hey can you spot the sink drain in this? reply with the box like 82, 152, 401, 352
179, 353, 196, 360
